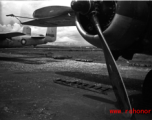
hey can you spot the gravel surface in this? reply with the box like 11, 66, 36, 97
0, 48, 151, 120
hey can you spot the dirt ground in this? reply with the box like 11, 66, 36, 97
0, 47, 152, 120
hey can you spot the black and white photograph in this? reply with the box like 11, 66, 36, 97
0, 0, 152, 120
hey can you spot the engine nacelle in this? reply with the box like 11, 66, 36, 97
74, 1, 149, 51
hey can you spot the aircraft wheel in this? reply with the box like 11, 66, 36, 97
33, 45, 37, 47
142, 69, 152, 108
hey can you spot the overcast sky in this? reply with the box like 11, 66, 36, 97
0, 0, 92, 46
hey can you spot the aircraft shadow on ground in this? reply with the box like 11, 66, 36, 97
56, 71, 143, 91
83, 94, 115, 104
56, 71, 146, 110
83, 93, 143, 110
56, 71, 143, 108
0, 56, 59, 64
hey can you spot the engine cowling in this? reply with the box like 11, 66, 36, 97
72, 1, 149, 52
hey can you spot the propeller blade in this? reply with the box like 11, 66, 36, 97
91, 12, 132, 118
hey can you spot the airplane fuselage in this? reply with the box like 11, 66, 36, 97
0, 35, 47, 48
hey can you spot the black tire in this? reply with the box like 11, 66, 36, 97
142, 70, 152, 107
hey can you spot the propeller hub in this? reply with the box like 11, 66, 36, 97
71, 1, 117, 34
71, 0, 92, 15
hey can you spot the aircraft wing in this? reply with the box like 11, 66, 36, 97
0, 32, 25, 38
22, 10, 75, 27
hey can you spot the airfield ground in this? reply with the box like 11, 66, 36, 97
0, 46, 152, 120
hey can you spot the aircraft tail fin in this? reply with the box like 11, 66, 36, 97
45, 27, 57, 42
22, 26, 31, 35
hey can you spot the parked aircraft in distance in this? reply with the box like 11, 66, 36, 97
0, 26, 57, 48
8, 1, 152, 118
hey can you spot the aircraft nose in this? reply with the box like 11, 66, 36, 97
71, 0, 91, 15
